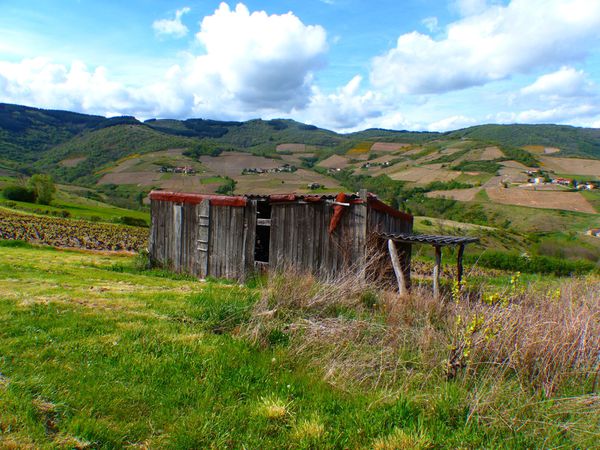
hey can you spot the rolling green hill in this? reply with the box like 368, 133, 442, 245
3, 103, 600, 180
447, 124, 600, 158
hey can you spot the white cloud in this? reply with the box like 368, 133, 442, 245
370, 0, 600, 95
153, 7, 191, 38
298, 76, 385, 131
0, 58, 139, 115
495, 103, 600, 125
427, 115, 477, 132
520, 66, 595, 98
0, 3, 328, 121
190, 2, 327, 111
421, 17, 439, 33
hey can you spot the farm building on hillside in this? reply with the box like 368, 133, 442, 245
148, 190, 413, 282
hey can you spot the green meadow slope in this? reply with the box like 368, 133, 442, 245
0, 244, 598, 448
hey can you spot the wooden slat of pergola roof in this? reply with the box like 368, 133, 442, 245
376, 232, 479, 246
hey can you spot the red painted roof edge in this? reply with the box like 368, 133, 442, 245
149, 191, 413, 221
149, 191, 247, 207
367, 196, 413, 222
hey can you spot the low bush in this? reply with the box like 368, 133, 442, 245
2, 185, 36, 202
119, 216, 148, 227
468, 251, 597, 276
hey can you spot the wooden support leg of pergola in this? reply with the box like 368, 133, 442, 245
433, 245, 442, 299
457, 243, 465, 288
387, 239, 407, 296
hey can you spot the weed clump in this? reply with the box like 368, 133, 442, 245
244, 270, 600, 446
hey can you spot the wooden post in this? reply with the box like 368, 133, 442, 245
388, 239, 407, 296
433, 245, 442, 299
457, 244, 465, 288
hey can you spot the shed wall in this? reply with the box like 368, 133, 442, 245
207, 203, 256, 280
150, 195, 413, 282
269, 201, 368, 278
149, 199, 200, 275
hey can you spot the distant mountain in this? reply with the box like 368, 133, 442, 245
1, 102, 599, 184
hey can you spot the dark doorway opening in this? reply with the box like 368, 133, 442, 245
254, 200, 271, 263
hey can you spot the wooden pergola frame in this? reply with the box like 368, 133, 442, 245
380, 232, 479, 299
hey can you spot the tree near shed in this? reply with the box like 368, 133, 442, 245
29, 174, 56, 205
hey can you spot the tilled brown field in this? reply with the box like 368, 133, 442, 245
540, 156, 600, 176
370, 142, 411, 152
486, 187, 596, 213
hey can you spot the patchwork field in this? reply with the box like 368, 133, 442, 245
235, 169, 341, 194
370, 142, 411, 152
318, 154, 352, 169
540, 156, 600, 177
486, 187, 596, 213
388, 166, 461, 184
276, 143, 310, 153
59, 156, 87, 167
480, 146, 504, 160
427, 187, 482, 201
97, 149, 210, 191
199, 152, 282, 177
523, 145, 561, 155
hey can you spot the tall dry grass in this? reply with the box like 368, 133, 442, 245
244, 270, 600, 442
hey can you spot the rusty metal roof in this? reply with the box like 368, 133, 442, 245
148, 190, 412, 221
377, 232, 479, 246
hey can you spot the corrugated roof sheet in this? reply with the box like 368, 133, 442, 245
377, 232, 479, 246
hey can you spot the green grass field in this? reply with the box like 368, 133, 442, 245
1, 245, 598, 448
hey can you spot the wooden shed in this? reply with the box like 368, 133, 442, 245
148, 190, 413, 281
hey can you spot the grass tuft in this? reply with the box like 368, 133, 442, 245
372, 428, 432, 450
257, 396, 292, 421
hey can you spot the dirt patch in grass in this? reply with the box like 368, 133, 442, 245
279, 153, 315, 165
523, 145, 560, 155
426, 187, 482, 201
500, 160, 529, 170
540, 156, 600, 177
98, 171, 161, 186
159, 175, 214, 193
276, 143, 308, 153
388, 166, 460, 184
318, 155, 351, 169
59, 156, 87, 167
235, 169, 341, 194
480, 147, 504, 160
486, 187, 596, 213
370, 142, 411, 152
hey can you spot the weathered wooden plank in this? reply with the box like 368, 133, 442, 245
243, 201, 256, 276
197, 199, 210, 278
208, 205, 219, 277
231, 206, 244, 279
433, 245, 442, 300
173, 203, 182, 271
321, 202, 330, 278
304, 203, 314, 272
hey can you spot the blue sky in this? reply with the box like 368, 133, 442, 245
1, 0, 600, 131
